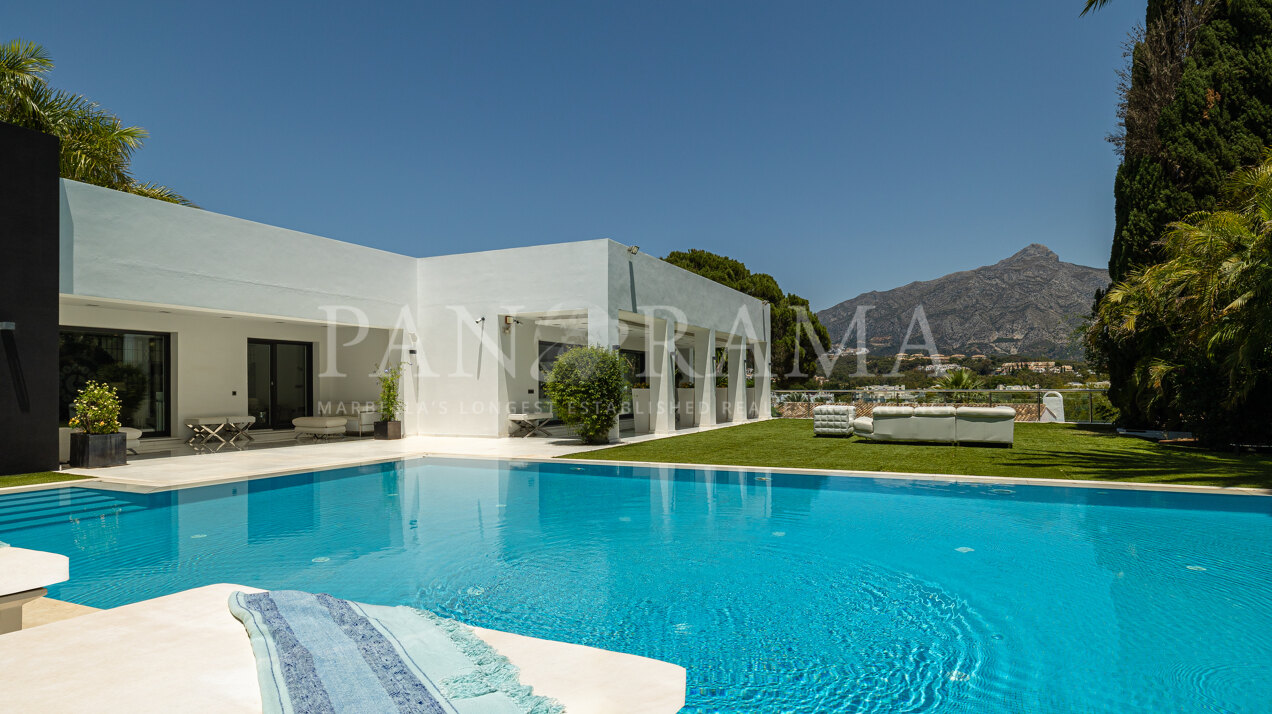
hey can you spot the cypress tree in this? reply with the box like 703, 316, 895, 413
1095, 0, 1272, 426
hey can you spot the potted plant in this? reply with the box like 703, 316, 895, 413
375, 364, 404, 440
68, 380, 126, 468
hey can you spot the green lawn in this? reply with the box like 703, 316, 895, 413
570, 420, 1272, 489
0, 471, 93, 489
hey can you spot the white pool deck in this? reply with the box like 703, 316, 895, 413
41, 423, 750, 492
10, 419, 1262, 497
0, 584, 688, 713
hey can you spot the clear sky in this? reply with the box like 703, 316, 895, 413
4, 1, 1144, 310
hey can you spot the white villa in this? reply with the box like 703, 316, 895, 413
57, 179, 771, 449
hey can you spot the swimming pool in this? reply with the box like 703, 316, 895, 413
2, 457, 1269, 712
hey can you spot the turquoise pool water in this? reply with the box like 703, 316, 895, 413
1, 457, 1270, 712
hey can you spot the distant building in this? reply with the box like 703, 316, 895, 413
996, 361, 1075, 375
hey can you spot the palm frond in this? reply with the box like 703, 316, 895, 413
1080, 0, 1116, 17
127, 182, 197, 207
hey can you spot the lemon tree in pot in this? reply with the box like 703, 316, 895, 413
375, 364, 404, 440
68, 380, 126, 467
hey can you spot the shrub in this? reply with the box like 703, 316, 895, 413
69, 380, 122, 434
543, 346, 631, 444
377, 364, 404, 421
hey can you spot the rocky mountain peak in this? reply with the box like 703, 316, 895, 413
1003, 243, 1059, 262
815, 245, 1109, 359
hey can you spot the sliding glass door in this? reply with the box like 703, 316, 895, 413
247, 339, 313, 430
59, 327, 171, 436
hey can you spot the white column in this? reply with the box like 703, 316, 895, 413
753, 340, 771, 420
694, 328, 717, 427
727, 334, 747, 423
649, 318, 676, 434
400, 339, 421, 436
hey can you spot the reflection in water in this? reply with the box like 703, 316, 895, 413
1, 458, 1269, 712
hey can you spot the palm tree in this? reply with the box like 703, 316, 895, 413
1091, 149, 1272, 441
0, 39, 192, 206
935, 369, 984, 404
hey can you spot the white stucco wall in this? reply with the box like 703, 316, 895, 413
607, 241, 768, 340
55, 185, 765, 439
59, 180, 415, 328
413, 240, 610, 436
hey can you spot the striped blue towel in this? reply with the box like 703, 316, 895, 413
229, 591, 563, 714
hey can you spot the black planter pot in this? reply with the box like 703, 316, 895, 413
69, 432, 126, 468
373, 420, 403, 440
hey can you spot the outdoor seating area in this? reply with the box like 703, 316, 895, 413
812, 404, 1016, 445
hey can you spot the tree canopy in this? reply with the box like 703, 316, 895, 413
1089, 149, 1272, 445
0, 38, 191, 205
662, 249, 830, 387
1088, 0, 1272, 427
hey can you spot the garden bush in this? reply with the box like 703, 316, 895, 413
543, 346, 631, 444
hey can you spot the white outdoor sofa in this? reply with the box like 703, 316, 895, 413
852, 405, 1016, 446
318, 401, 380, 436
813, 405, 855, 437
292, 416, 348, 439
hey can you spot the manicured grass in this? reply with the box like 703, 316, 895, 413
570, 420, 1272, 489
0, 471, 93, 489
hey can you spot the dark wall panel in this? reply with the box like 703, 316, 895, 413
0, 122, 60, 475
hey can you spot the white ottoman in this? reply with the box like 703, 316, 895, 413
813, 404, 855, 437
292, 416, 347, 440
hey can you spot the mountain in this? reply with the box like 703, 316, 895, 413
815, 245, 1109, 359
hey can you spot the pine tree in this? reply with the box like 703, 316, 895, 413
662, 249, 830, 386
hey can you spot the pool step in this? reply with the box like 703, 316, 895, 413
0, 490, 146, 533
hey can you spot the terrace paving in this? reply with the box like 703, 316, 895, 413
51, 423, 752, 492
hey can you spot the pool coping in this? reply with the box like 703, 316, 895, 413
549, 454, 1272, 496
0, 478, 103, 496
2, 451, 1268, 498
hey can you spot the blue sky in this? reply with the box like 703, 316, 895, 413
5, 1, 1144, 309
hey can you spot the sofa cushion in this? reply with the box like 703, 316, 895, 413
872, 406, 914, 418
292, 417, 347, 429
955, 407, 1016, 419
913, 406, 956, 417
954, 407, 1015, 445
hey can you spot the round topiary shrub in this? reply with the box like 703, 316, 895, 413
543, 346, 631, 444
